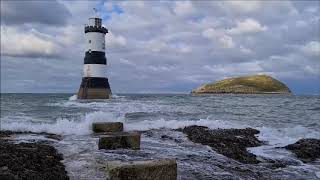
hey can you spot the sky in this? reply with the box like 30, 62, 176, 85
1, 0, 319, 94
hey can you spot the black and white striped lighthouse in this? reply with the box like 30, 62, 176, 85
77, 15, 111, 99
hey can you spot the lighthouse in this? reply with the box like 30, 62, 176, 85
77, 16, 111, 99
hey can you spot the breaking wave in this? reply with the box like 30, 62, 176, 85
1, 111, 123, 135
2, 110, 319, 148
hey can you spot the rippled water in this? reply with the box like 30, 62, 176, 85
1, 93, 320, 179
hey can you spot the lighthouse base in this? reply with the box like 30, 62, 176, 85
77, 77, 112, 99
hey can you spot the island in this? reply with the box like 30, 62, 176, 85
192, 75, 291, 94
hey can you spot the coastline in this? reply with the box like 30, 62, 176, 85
0, 131, 69, 180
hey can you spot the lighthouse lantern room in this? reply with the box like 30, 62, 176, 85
77, 15, 111, 99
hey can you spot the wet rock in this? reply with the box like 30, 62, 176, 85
161, 135, 173, 140
106, 159, 177, 180
44, 134, 63, 141
0, 135, 69, 180
99, 132, 140, 150
178, 125, 263, 164
0, 130, 62, 141
92, 122, 123, 133
284, 138, 320, 163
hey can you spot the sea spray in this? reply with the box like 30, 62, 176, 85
2, 111, 123, 135
68, 94, 78, 101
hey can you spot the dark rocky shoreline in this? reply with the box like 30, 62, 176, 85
284, 138, 320, 163
0, 131, 69, 180
178, 125, 320, 164
178, 125, 263, 164
1, 128, 319, 179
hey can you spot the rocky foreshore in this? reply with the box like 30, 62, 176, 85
284, 138, 320, 163
178, 125, 263, 164
178, 125, 320, 165
0, 131, 69, 180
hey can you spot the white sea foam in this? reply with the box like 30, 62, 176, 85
112, 94, 125, 99
2, 110, 319, 155
124, 118, 239, 131
249, 125, 320, 159
258, 125, 320, 147
69, 94, 78, 101
2, 111, 123, 135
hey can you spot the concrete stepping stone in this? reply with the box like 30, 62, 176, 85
106, 159, 177, 180
92, 122, 123, 133
98, 132, 140, 150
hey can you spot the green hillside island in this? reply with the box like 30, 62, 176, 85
192, 75, 291, 94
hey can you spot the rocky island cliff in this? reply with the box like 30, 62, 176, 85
192, 75, 291, 94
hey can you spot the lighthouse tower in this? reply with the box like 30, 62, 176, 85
77, 16, 111, 99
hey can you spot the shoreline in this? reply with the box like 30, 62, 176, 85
0, 131, 69, 180
1, 126, 319, 179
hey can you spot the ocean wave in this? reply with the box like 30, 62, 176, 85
125, 118, 240, 131
2, 110, 319, 149
1, 111, 123, 135
112, 94, 125, 99
68, 94, 78, 101
258, 125, 320, 147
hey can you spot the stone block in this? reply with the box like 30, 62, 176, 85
98, 132, 140, 150
92, 122, 123, 133
106, 159, 177, 180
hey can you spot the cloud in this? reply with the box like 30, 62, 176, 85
1, 1, 320, 94
202, 28, 235, 49
202, 28, 219, 39
174, 1, 195, 16
0, 26, 62, 58
222, 1, 262, 13
107, 32, 127, 47
219, 35, 235, 48
228, 18, 267, 35
1, 0, 71, 26
301, 41, 320, 57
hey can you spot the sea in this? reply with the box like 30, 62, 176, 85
1, 93, 320, 179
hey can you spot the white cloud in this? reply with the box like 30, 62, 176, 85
174, 1, 195, 16
119, 58, 136, 66
1, 1, 320, 94
107, 32, 127, 47
180, 46, 191, 53
143, 40, 167, 52
240, 46, 253, 54
228, 18, 267, 35
203, 61, 263, 75
301, 41, 320, 57
202, 28, 235, 49
202, 28, 219, 39
223, 1, 262, 13
148, 65, 176, 72
0, 26, 61, 57
219, 35, 235, 49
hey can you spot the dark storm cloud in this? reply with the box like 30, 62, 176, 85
1, 0, 71, 26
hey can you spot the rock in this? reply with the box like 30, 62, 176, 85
0, 137, 69, 179
92, 122, 123, 133
44, 134, 63, 141
191, 74, 291, 94
98, 132, 140, 150
178, 125, 263, 164
106, 159, 177, 180
0, 130, 63, 141
284, 138, 320, 163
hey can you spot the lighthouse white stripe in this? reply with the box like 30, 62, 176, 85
83, 64, 106, 77
85, 32, 105, 52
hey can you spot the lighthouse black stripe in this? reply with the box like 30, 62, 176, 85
84, 51, 106, 64
80, 77, 111, 88
85, 26, 108, 34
